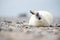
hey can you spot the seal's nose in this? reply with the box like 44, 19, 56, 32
38, 17, 41, 20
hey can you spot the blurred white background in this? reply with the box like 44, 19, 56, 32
0, 0, 60, 18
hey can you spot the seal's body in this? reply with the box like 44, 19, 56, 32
29, 10, 53, 27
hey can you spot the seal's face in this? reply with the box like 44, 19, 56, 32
30, 10, 41, 20
36, 13, 41, 20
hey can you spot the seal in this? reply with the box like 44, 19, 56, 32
29, 10, 53, 27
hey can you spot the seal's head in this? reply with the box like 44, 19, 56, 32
30, 10, 41, 20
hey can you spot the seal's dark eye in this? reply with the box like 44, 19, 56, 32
36, 13, 39, 16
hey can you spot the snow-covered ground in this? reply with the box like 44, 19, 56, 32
0, 17, 60, 40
